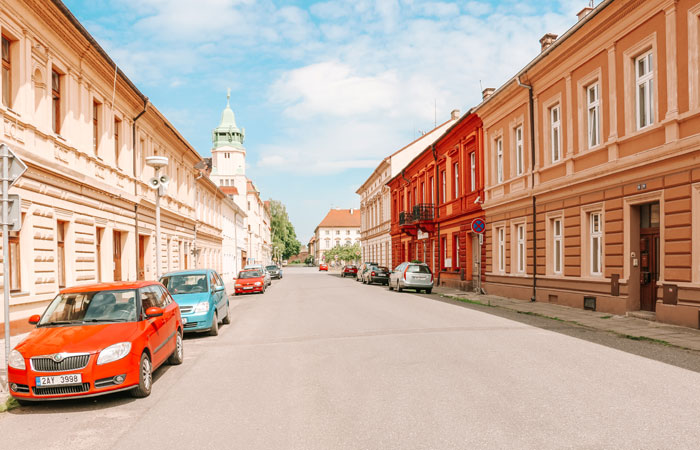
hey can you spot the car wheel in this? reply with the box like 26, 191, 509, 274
168, 332, 184, 365
388, 282, 394, 291
222, 302, 231, 324
131, 352, 152, 398
397, 281, 403, 293
426, 288, 432, 294
209, 312, 219, 336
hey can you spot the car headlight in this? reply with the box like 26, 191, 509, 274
97, 342, 132, 365
254, 281, 262, 286
8, 349, 25, 370
194, 301, 210, 313
235, 284, 242, 288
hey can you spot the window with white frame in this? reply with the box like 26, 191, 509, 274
590, 212, 602, 275
453, 162, 459, 199
441, 170, 446, 203
515, 126, 524, 175
496, 138, 504, 183
550, 105, 561, 163
498, 227, 505, 272
635, 51, 654, 129
587, 83, 600, 148
470, 152, 476, 191
516, 224, 525, 273
552, 218, 563, 274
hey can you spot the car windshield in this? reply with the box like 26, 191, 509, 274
407, 265, 431, 274
39, 289, 138, 325
161, 274, 208, 294
239, 271, 261, 278
266, 265, 278, 271
378, 267, 389, 272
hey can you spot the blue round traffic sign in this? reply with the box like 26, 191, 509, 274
471, 218, 485, 234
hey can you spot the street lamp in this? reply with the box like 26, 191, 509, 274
146, 156, 169, 279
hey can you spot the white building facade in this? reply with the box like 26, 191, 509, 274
357, 111, 461, 268
313, 209, 361, 264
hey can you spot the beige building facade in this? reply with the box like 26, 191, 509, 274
0, 0, 223, 335
479, 0, 700, 328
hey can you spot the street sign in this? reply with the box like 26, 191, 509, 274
0, 143, 27, 187
471, 218, 486, 234
417, 230, 428, 240
0, 194, 22, 231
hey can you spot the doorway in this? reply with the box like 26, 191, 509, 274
138, 235, 146, 280
113, 230, 122, 281
639, 203, 660, 311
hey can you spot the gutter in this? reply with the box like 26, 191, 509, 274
517, 76, 537, 302
432, 143, 441, 285
132, 97, 149, 280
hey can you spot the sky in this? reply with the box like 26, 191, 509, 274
63, 0, 588, 243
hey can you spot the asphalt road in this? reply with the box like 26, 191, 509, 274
3, 267, 700, 449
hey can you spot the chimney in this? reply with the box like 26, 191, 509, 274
451, 109, 461, 120
482, 88, 495, 100
577, 6, 594, 21
540, 33, 558, 52
350, 209, 353, 214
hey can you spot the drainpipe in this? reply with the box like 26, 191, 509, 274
517, 75, 537, 302
432, 143, 441, 284
132, 97, 148, 280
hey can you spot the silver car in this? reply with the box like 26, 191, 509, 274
389, 262, 433, 294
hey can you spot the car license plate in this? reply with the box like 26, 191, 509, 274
244, 286, 253, 290
36, 374, 82, 386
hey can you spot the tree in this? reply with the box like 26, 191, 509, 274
323, 242, 361, 264
269, 199, 301, 260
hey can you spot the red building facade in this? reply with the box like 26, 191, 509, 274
388, 112, 485, 290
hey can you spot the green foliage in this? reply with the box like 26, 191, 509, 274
304, 255, 314, 265
269, 199, 301, 260
323, 242, 361, 263
411, 259, 423, 264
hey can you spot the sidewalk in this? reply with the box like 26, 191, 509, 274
432, 286, 700, 352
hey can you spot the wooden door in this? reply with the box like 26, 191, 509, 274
138, 235, 146, 280
639, 229, 660, 311
113, 230, 122, 281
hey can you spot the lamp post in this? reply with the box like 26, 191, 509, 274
146, 156, 169, 279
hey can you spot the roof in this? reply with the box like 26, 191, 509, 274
220, 186, 239, 196
317, 208, 361, 228
60, 281, 159, 294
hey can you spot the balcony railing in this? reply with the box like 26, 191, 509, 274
399, 203, 435, 225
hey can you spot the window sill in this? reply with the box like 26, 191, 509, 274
10, 291, 30, 297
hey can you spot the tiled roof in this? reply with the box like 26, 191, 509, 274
317, 209, 361, 228
220, 186, 238, 195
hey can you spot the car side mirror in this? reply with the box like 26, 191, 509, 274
215, 285, 225, 292
146, 307, 164, 318
28, 314, 41, 325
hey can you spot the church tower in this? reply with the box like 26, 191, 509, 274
210, 89, 247, 211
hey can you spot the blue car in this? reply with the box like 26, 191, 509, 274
160, 269, 231, 336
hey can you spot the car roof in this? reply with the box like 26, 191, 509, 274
60, 280, 159, 294
162, 269, 210, 276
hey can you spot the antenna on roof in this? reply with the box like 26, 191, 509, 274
589, 0, 594, 6
479, 80, 483, 92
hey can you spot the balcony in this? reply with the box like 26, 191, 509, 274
398, 204, 435, 235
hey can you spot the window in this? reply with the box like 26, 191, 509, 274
453, 234, 459, 269
553, 218, 563, 274
52, 70, 62, 134
516, 224, 525, 273
497, 227, 505, 272
636, 51, 654, 129
2, 35, 11, 108
496, 138, 503, 183
347, 230, 350, 235
550, 105, 561, 163
441, 170, 446, 203
441, 237, 448, 269
93, 101, 100, 154
430, 177, 435, 204
336, 230, 340, 235
114, 117, 121, 167
515, 126, 524, 175
8, 230, 20, 292
325, 230, 329, 235
421, 182, 425, 203
470, 152, 476, 191
453, 162, 459, 199
587, 83, 600, 148
590, 213, 602, 275
57, 221, 67, 288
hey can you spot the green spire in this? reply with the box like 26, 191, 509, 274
212, 88, 245, 149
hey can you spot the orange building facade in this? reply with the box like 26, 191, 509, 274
478, 0, 700, 328
388, 112, 485, 290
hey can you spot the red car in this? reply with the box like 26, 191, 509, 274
7, 281, 183, 405
341, 265, 358, 277
319, 263, 328, 271
234, 270, 266, 295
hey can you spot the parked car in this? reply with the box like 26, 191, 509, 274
365, 266, 390, 285
7, 281, 183, 405
389, 262, 434, 294
319, 263, 328, 271
160, 269, 230, 336
244, 264, 271, 286
234, 270, 266, 295
357, 262, 378, 283
341, 265, 358, 277
266, 264, 283, 280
